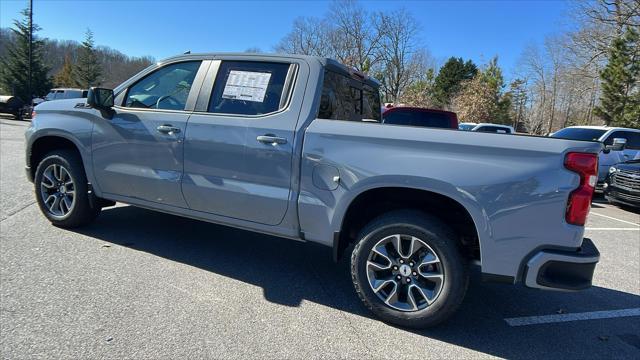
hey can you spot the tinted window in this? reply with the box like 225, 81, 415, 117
604, 131, 640, 150
318, 70, 381, 122
475, 126, 510, 133
208, 61, 292, 115
63, 90, 82, 99
384, 110, 451, 128
551, 128, 606, 141
125, 61, 201, 110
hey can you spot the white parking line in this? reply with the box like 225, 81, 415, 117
505, 308, 640, 327
585, 227, 640, 231
590, 212, 640, 227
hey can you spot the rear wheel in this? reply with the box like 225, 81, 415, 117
351, 210, 468, 328
34, 150, 101, 227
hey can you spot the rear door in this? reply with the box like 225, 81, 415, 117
182, 58, 304, 225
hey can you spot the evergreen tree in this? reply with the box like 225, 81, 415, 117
53, 54, 77, 87
74, 29, 102, 88
508, 78, 528, 130
0, 8, 51, 101
594, 27, 640, 128
453, 57, 511, 124
432, 57, 478, 109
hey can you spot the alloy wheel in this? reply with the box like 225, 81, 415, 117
366, 234, 444, 312
39, 164, 76, 217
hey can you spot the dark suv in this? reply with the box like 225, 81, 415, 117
604, 159, 640, 209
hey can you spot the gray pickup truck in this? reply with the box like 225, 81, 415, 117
26, 53, 602, 328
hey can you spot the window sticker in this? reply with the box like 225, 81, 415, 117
222, 70, 272, 103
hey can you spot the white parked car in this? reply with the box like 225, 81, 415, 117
44, 88, 88, 101
551, 126, 640, 191
458, 122, 514, 134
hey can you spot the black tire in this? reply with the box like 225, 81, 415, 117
34, 150, 100, 228
351, 210, 468, 328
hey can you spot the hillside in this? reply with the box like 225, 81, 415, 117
0, 28, 155, 89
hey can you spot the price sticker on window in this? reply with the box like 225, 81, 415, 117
222, 70, 272, 103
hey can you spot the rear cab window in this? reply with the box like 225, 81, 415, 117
318, 70, 381, 122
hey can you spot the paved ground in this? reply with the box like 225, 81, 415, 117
1, 118, 639, 359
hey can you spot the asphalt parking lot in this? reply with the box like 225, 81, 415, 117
1, 118, 638, 359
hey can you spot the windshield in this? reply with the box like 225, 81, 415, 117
458, 124, 475, 131
551, 128, 607, 141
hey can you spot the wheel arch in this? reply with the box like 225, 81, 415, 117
28, 132, 92, 186
333, 184, 487, 266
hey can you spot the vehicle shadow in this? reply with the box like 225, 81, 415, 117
75, 205, 640, 358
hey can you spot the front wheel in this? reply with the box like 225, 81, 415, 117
34, 150, 100, 228
351, 210, 468, 328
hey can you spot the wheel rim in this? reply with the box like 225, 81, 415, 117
39, 164, 76, 218
366, 234, 444, 312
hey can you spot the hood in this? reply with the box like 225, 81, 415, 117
614, 161, 640, 172
35, 98, 88, 111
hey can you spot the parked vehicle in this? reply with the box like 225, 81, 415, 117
44, 88, 88, 101
0, 95, 26, 119
26, 53, 602, 328
458, 122, 514, 134
382, 107, 458, 129
604, 158, 640, 209
551, 126, 640, 191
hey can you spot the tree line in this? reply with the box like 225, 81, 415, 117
0, 9, 154, 102
275, 0, 639, 131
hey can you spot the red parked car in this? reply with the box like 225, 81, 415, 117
382, 106, 459, 129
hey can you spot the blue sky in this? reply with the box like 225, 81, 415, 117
1, 0, 570, 79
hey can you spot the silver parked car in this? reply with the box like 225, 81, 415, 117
44, 88, 88, 101
551, 126, 640, 191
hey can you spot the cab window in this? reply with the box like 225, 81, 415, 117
124, 61, 201, 110
208, 61, 293, 116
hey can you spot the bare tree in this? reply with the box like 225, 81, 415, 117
327, 0, 383, 71
274, 17, 332, 57
374, 9, 422, 103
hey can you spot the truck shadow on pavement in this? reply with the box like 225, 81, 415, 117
75, 205, 640, 359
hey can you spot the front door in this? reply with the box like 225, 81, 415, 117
182, 59, 302, 225
92, 60, 205, 208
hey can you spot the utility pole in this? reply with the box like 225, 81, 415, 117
28, 0, 33, 104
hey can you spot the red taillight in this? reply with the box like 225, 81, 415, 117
564, 152, 598, 226
31, 110, 36, 119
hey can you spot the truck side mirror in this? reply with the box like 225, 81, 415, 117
605, 138, 627, 152
87, 87, 114, 110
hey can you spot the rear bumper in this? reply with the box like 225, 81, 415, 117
524, 238, 599, 291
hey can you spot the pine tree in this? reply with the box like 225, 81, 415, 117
432, 57, 478, 109
53, 54, 77, 87
74, 29, 102, 88
594, 27, 640, 128
0, 8, 51, 102
453, 57, 512, 124
508, 78, 528, 130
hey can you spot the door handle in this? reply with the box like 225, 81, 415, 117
157, 124, 181, 135
257, 134, 287, 145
